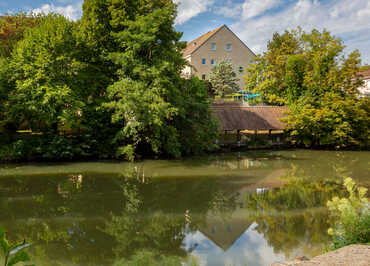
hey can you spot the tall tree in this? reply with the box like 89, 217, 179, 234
0, 14, 42, 58
7, 14, 84, 133
245, 28, 369, 147
80, 0, 218, 159
209, 58, 239, 97
0, 14, 43, 136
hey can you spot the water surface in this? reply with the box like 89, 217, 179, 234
0, 150, 369, 265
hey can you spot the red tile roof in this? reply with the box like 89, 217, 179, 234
182, 25, 225, 57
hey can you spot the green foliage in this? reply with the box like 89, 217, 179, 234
7, 14, 85, 133
0, 227, 33, 266
327, 178, 370, 250
209, 58, 239, 97
0, 14, 42, 58
0, 133, 115, 162
1, 2, 218, 161
359, 65, 370, 72
245, 28, 369, 147
99, 1, 217, 158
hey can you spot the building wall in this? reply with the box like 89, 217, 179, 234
358, 78, 370, 97
190, 26, 255, 90
182, 55, 192, 78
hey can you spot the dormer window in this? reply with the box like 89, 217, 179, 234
226, 44, 231, 51
210, 43, 216, 51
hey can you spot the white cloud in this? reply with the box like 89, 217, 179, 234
215, 4, 242, 18
242, 0, 281, 19
231, 0, 370, 63
174, 0, 215, 25
31, 2, 83, 21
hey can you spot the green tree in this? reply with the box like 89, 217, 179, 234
0, 14, 42, 138
327, 178, 369, 250
7, 14, 84, 133
0, 14, 42, 58
80, 0, 218, 159
245, 28, 369, 147
209, 58, 239, 97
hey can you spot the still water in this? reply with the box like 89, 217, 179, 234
0, 150, 369, 266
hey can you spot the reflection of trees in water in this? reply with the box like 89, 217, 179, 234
244, 174, 347, 258
0, 160, 356, 265
103, 171, 240, 263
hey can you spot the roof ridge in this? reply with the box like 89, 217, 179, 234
182, 25, 225, 57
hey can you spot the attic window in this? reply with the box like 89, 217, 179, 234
210, 43, 216, 51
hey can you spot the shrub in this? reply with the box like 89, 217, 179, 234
327, 178, 370, 250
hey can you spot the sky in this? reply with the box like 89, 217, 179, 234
1, 0, 369, 63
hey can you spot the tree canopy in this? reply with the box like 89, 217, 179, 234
209, 58, 239, 97
245, 28, 369, 148
0, 0, 218, 161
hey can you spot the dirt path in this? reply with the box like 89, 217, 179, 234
271, 245, 370, 266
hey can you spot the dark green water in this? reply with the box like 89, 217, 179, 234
0, 150, 369, 266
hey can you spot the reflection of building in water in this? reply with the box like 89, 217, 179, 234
197, 168, 289, 250
57, 174, 83, 197
199, 214, 254, 251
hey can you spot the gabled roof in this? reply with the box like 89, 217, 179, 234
211, 104, 288, 131
182, 25, 225, 57
182, 25, 256, 58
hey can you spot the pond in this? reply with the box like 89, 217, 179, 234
0, 150, 369, 266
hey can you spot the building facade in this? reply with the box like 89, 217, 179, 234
358, 69, 370, 97
182, 25, 256, 90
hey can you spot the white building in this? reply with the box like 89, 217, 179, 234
358, 69, 370, 97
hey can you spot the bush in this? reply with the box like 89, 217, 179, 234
327, 178, 370, 250
0, 133, 115, 162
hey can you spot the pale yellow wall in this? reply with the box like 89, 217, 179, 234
190, 26, 255, 90
358, 78, 370, 97
182, 55, 192, 78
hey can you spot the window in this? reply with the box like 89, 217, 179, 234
211, 59, 215, 65
226, 44, 231, 51
239, 66, 244, 73
249, 59, 254, 64
202, 74, 206, 80
210, 43, 216, 51
202, 58, 206, 65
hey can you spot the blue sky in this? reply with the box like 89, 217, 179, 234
1, 0, 369, 63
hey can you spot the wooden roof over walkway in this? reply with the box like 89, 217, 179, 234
212, 103, 288, 131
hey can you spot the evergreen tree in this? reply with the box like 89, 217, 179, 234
209, 58, 239, 97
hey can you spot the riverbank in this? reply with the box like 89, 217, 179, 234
272, 245, 370, 266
